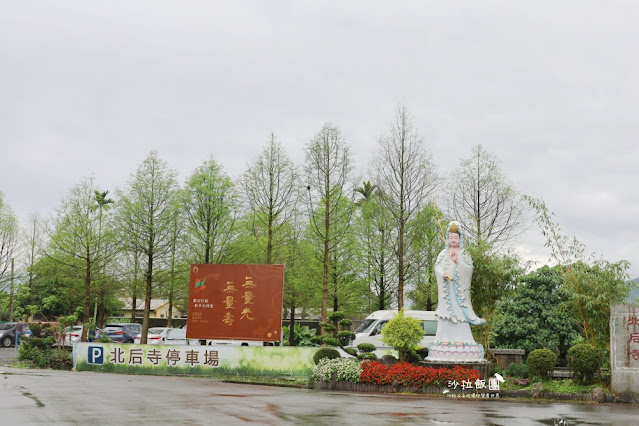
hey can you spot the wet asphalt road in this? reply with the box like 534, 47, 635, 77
1, 348, 638, 425
0, 345, 18, 364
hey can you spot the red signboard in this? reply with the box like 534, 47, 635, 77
186, 264, 284, 342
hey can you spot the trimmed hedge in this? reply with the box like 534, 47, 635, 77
527, 349, 557, 380
313, 348, 341, 365
357, 353, 378, 361
567, 344, 603, 385
357, 343, 376, 353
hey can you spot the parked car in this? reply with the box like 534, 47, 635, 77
133, 327, 174, 344
0, 323, 34, 347
1, 322, 35, 346
0, 322, 18, 347
164, 328, 189, 345
63, 326, 84, 346
162, 328, 201, 346
102, 323, 143, 343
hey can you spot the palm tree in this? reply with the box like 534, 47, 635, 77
355, 181, 377, 205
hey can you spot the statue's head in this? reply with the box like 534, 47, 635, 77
446, 221, 463, 248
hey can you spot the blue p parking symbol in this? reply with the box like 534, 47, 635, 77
88, 346, 104, 364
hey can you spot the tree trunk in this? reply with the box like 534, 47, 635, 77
142, 251, 153, 344
9, 258, 14, 321
288, 303, 296, 346
98, 289, 105, 328
426, 291, 433, 311
398, 219, 405, 310
130, 296, 137, 323
267, 207, 273, 264
167, 288, 174, 328
321, 203, 330, 331
82, 257, 91, 342
131, 255, 139, 322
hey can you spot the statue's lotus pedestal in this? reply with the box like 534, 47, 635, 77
420, 359, 492, 381
427, 342, 484, 361
423, 343, 491, 380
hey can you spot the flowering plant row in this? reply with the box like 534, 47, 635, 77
359, 361, 481, 387
312, 358, 362, 383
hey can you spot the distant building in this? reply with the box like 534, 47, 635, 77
118, 298, 182, 319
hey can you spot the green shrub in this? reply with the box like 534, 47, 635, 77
313, 348, 341, 365
328, 312, 345, 323
380, 309, 423, 362
343, 347, 358, 357
567, 344, 604, 385
18, 343, 50, 368
357, 343, 376, 353
18, 335, 55, 368
49, 351, 73, 370
321, 323, 337, 333
310, 336, 324, 345
526, 349, 557, 380
323, 337, 340, 347
337, 331, 355, 347
41, 323, 55, 337
338, 319, 353, 329
505, 362, 528, 378
29, 323, 42, 337
357, 352, 378, 361
405, 349, 423, 364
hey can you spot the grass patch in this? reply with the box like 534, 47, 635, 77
499, 376, 531, 390
541, 379, 601, 394
75, 361, 312, 378
499, 376, 607, 394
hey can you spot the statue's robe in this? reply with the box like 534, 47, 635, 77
434, 248, 484, 344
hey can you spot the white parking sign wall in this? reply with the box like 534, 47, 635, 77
74, 343, 319, 377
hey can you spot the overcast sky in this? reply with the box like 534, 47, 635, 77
1, 1, 638, 278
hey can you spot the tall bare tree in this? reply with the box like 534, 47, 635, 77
445, 144, 527, 249
160, 206, 187, 327
47, 176, 107, 340
241, 133, 299, 264
21, 213, 45, 308
304, 123, 356, 326
0, 193, 18, 289
355, 182, 397, 310
406, 202, 445, 310
118, 151, 179, 343
0, 192, 19, 317
373, 104, 437, 309
183, 158, 237, 264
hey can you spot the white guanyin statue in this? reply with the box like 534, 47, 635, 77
427, 221, 486, 362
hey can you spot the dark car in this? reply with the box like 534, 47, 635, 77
0, 323, 17, 347
0, 322, 31, 347
102, 323, 143, 344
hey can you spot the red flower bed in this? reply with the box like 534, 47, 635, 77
359, 361, 481, 387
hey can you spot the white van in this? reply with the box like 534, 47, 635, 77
350, 310, 438, 349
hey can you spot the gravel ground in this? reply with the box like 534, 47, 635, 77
0, 347, 18, 366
